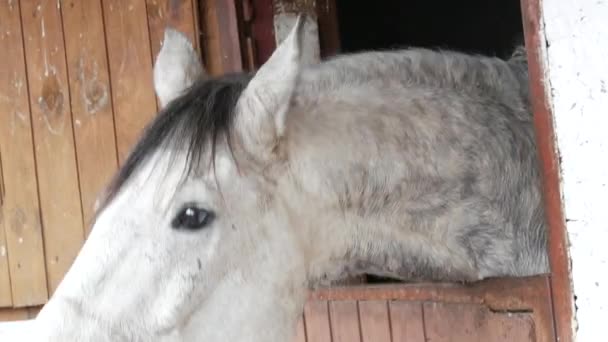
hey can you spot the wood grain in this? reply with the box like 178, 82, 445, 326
61, 0, 119, 233
0, 0, 48, 307
102, 0, 158, 162
20, 0, 85, 297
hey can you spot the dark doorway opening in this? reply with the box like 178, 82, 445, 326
335, 0, 524, 59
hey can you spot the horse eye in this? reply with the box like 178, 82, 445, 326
171, 206, 214, 230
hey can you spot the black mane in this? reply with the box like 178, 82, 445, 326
96, 72, 253, 216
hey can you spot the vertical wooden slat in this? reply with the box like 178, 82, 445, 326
329, 300, 361, 342
292, 315, 307, 342
316, 0, 341, 58
0, 0, 48, 307
303, 300, 332, 342
20, 0, 85, 297
102, 0, 158, 163
0, 212, 11, 307
521, 0, 575, 340
199, 0, 222, 75
358, 300, 391, 342
249, 0, 275, 67
146, 0, 199, 59
61, 0, 119, 233
199, 0, 243, 75
389, 301, 425, 342
0, 148, 11, 306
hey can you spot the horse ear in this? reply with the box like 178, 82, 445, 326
235, 15, 305, 160
153, 28, 206, 108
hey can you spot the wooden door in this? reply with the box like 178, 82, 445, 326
294, 276, 554, 342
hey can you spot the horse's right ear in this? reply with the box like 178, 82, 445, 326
153, 28, 206, 108
233, 16, 306, 161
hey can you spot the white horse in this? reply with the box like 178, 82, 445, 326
12, 17, 547, 341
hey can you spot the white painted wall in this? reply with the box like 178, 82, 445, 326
541, 0, 608, 340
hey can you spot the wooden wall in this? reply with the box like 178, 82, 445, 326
0, 0, 199, 318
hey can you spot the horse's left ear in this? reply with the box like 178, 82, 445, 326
235, 15, 305, 160
154, 28, 206, 108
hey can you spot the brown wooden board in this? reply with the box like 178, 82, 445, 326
0, 204, 11, 307
316, 0, 341, 58
328, 300, 361, 342
0, 0, 49, 307
521, 0, 575, 340
358, 300, 391, 342
199, 0, 243, 75
0, 305, 41, 321
0, 148, 10, 306
20, 0, 86, 297
61, 0, 119, 233
302, 300, 332, 342
389, 301, 425, 342
102, 0, 158, 163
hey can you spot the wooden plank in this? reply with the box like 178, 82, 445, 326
0, 305, 41, 321
316, 0, 340, 58
249, 0, 275, 67
0, 0, 48, 307
0, 150, 11, 306
102, 0, 158, 162
358, 300, 391, 342
199, 0, 223, 75
328, 300, 361, 342
521, 0, 574, 341
0, 159, 11, 307
146, 0, 199, 59
0, 208, 11, 307
423, 302, 536, 342
20, 0, 85, 297
292, 315, 307, 342
61, 0, 119, 233
389, 301, 425, 342
303, 300, 332, 342
199, 0, 243, 75
0, 308, 28, 322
